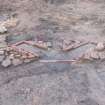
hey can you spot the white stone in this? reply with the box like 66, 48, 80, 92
0, 25, 7, 34
96, 42, 104, 51
38, 41, 43, 44
46, 42, 52, 48
0, 50, 4, 55
1, 58, 11, 67
12, 58, 23, 66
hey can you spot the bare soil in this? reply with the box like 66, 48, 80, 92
0, 0, 105, 105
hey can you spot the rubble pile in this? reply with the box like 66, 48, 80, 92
0, 38, 53, 67
82, 42, 105, 60
0, 17, 41, 67
0, 18, 18, 27
0, 18, 18, 36
61, 39, 88, 51
0, 45, 40, 67
0, 34, 105, 67
0, 18, 18, 28
27, 40, 49, 50
0, 15, 105, 67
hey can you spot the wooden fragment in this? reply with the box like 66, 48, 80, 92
39, 60, 76, 63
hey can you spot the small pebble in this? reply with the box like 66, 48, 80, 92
95, 42, 104, 51
0, 25, 7, 34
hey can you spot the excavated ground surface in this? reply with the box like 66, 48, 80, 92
0, 0, 105, 105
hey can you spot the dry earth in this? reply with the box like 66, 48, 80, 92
0, 0, 105, 105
